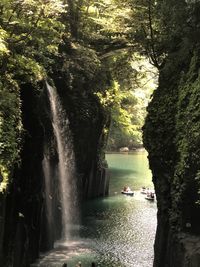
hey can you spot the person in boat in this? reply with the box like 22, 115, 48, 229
123, 186, 131, 192
150, 192, 154, 198
123, 186, 127, 192
146, 191, 154, 198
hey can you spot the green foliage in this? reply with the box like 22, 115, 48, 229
59, 0, 159, 152
173, 50, 200, 212
104, 54, 157, 151
0, 0, 66, 79
0, 80, 21, 190
0, 0, 66, 190
195, 171, 200, 205
0, 28, 9, 56
143, 0, 200, 233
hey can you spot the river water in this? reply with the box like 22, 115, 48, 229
32, 151, 157, 267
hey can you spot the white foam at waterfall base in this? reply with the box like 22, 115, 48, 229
46, 82, 79, 241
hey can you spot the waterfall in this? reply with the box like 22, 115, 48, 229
42, 150, 54, 246
43, 152, 52, 222
45, 82, 78, 241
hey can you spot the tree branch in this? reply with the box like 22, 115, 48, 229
147, 0, 161, 69
9, 9, 43, 44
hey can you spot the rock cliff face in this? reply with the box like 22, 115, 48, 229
0, 44, 110, 267
52, 43, 110, 199
143, 48, 200, 267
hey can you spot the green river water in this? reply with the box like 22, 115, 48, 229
33, 151, 157, 267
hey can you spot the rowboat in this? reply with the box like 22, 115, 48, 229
121, 186, 134, 196
145, 192, 155, 201
121, 190, 134, 196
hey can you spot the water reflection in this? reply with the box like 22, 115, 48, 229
33, 152, 157, 267
81, 192, 156, 267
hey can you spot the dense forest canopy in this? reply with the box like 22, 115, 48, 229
106, 55, 157, 150
1, 0, 199, 190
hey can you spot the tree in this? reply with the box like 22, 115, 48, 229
0, 0, 66, 190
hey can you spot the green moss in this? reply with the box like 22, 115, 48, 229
143, 47, 200, 234
0, 165, 9, 193
0, 81, 22, 191
173, 50, 200, 216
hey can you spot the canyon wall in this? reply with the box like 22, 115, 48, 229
143, 47, 200, 267
0, 44, 110, 267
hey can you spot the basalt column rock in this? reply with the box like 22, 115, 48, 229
52, 44, 110, 200
0, 43, 111, 267
143, 48, 200, 267
2, 84, 47, 267
53, 81, 110, 200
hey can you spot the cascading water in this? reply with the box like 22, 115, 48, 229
42, 150, 54, 244
45, 82, 78, 241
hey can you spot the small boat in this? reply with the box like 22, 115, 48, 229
121, 186, 134, 196
145, 192, 155, 201
140, 187, 149, 194
121, 190, 134, 196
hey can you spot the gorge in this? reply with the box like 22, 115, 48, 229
1, 1, 200, 267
